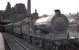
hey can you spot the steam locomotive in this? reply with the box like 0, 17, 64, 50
4, 16, 78, 50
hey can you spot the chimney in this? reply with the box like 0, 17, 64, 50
27, 0, 31, 16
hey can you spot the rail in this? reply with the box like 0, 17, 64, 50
3, 33, 29, 50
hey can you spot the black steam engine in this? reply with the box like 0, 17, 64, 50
3, 15, 79, 50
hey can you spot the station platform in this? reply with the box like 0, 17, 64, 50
0, 32, 5, 50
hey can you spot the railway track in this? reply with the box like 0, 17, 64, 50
14, 39, 29, 50
3, 33, 30, 50
2, 33, 43, 50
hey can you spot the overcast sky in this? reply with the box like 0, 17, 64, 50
0, 0, 79, 15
